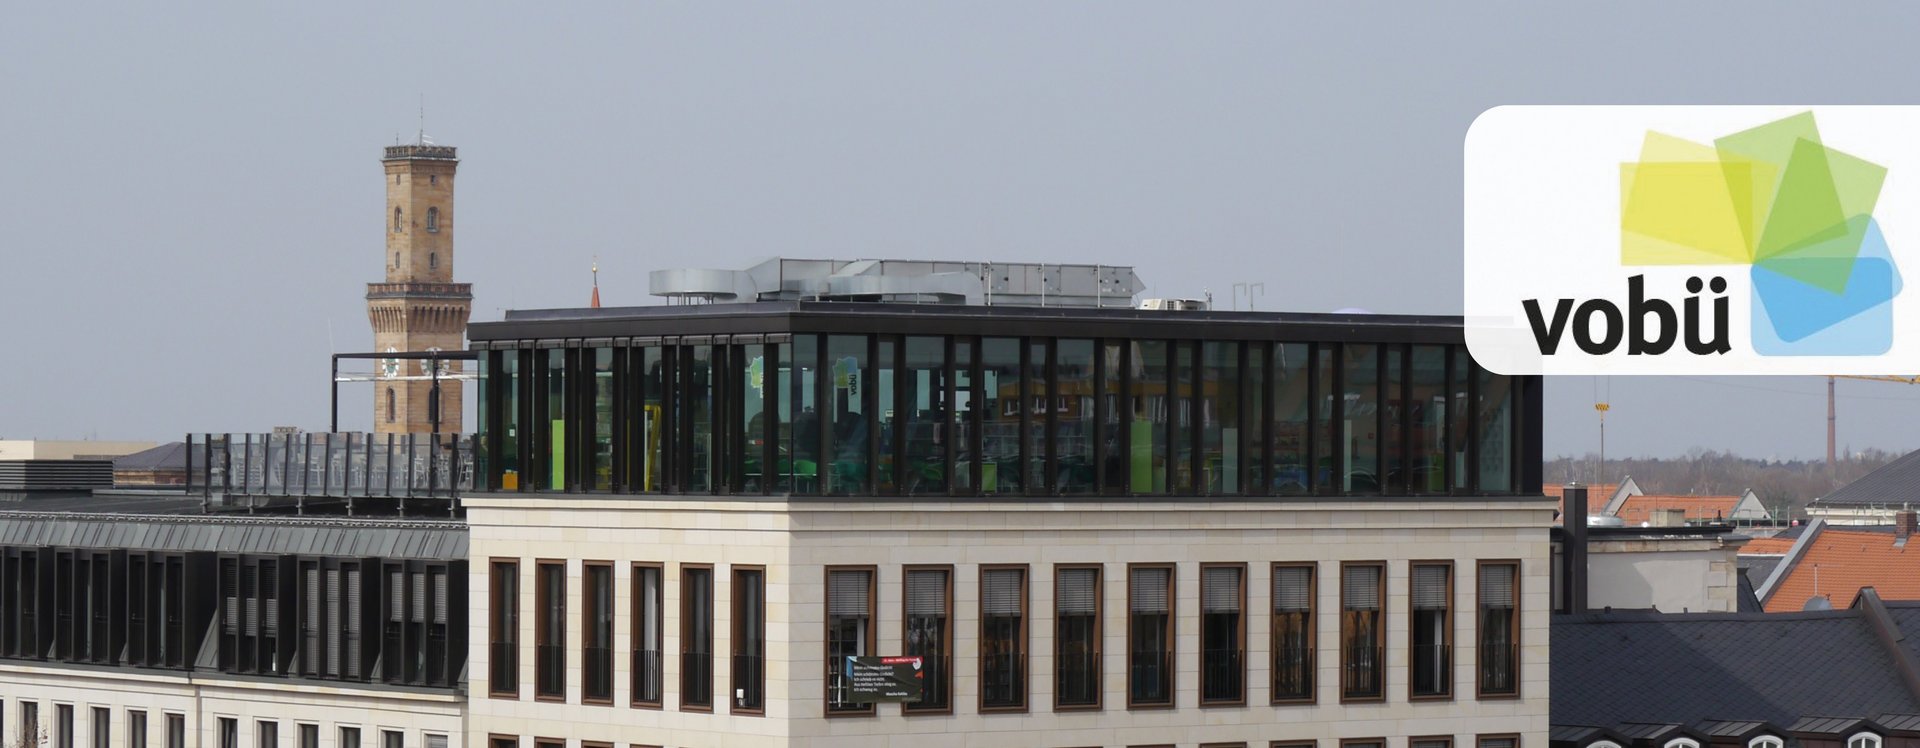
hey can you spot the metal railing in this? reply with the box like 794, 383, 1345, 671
1271, 646, 1313, 700
1055, 649, 1099, 707
903, 653, 951, 710
584, 646, 614, 701
980, 652, 1026, 708
1200, 647, 1244, 702
1128, 648, 1172, 704
631, 649, 663, 703
535, 645, 565, 698
732, 653, 764, 710
1342, 644, 1384, 699
488, 642, 518, 694
681, 650, 713, 707
1479, 639, 1518, 695
1412, 643, 1452, 697
186, 432, 475, 510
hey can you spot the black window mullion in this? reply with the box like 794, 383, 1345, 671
815, 335, 833, 494
1162, 341, 1175, 495
1044, 339, 1058, 495
1329, 344, 1345, 496
1375, 346, 1387, 496
1118, 341, 1134, 496
892, 336, 909, 495
942, 336, 958, 496
1091, 339, 1108, 493
1017, 338, 1031, 497
1398, 344, 1414, 496
1187, 342, 1202, 495
968, 337, 983, 496
1466, 358, 1480, 492
866, 335, 881, 494
764, 344, 780, 496
1235, 341, 1250, 496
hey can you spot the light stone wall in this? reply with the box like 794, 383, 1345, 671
465, 496, 1553, 748
0, 663, 462, 748
1583, 535, 1747, 613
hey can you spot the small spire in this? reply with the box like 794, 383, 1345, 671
590, 256, 601, 308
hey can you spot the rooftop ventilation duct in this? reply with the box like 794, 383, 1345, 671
649, 258, 1145, 308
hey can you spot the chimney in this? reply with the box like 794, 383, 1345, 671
1563, 484, 1589, 614
1898, 510, 1917, 541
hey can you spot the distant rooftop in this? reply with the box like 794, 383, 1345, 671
383, 144, 457, 161
649, 258, 1145, 308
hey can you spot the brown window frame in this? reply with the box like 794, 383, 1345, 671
533, 739, 563, 748
1340, 740, 1387, 748
533, 559, 566, 702
1270, 562, 1316, 705
486, 736, 518, 748
582, 742, 613, 748
1339, 561, 1387, 704
1052, 563, 1103, 712
1201, 744, 1250, 748
487, 559, 519, 699
1476, 734, 1521, 748
1199, 562, 1247, 707
1409, 560, 1454, 702
581, 561, 615, 705
730, 565, 766, 716
1476, 560, 1522, 699
679, 563, 715, 713
630, 562, 664, 709
978, 564, 1030, 713
1271, 742, 1317, 748
901, 564, 954, 716
1411, 736, 1455, 748
824, 565, 878, 717
1125, 562, 1176, 710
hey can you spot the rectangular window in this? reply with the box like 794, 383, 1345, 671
127, 710, 146, 748
381, 731, 403, 748
1341, 563, 1385, 701
425, 736, 446, 748
680, 565, 714, 710
631, 563, 664, 706
534, 561, 565, 700
164, 715, 183, 748
1410, 346, 1447, 493
1127, 564, 1174, 707
1054, 565, 1101, 709
1056, 339, 1096, 494
583, 562, 613, 703
1477, 737, 1518, 748
489, 560, 518, 697
217, 718, 236, 748
825, 566, 875, 714
732, 566, 766, 713
1476, 367, 1515, 493
1411, 562, 1453, 699
1342, 344, 1380, 494
57, 704, 73, 748
1271, 344, 1309, 495
1479, 562, 1520, 697
979, 566, 1027, 711
1271, 564, 1315, 703
297, 725, 317, 748
256, 721, 276, 748
21, 704, 39, 748
1200, 564, 1245, 704
1129, 340, 1169, 494
825, 335, 871, 494
337, 728, 360, 748
1199, 341, 1239, 494
902, 336, 949, 495
1412, 739, 1452, 748
488, 737, 517, 748
91, 707, 107, 748
903, 566, 951, 713
981, 337, 1022, 494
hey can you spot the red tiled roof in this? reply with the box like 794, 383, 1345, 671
1765, 528, 1920, 613
1741, 537, 1796, 555
1613, 494, 1740, 526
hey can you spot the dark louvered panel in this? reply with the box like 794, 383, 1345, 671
0, 461, 113, 490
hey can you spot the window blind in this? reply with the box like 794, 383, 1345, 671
1343, 566, 1381, 611
1056, 568, 1098, 615
1412, 565, 1449, 611
827, 570, 871, 617
1481, 564, 1516, 608
981, 569, 1023, 616
389, 570, 404, 623
1130, 567, 1170, 613
1272, 566, 1312, 612
432, 571, 449, 625
242, 565, 259, 634
1479, 738, 1516, 748
905, 570, 947, 616
221, 561, 238, 634
324, 569, 342, 675
1202, 567, 1241, 613
412, 572, 427, 623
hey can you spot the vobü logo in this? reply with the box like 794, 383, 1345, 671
1465, 107, 1913, 376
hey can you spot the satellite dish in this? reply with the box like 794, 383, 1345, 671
1802, 595, 1833, 611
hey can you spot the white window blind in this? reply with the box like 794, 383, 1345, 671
242, 565, 259, 634
1056, 568, 1098, 615
1273, 566, 1312, 612
1480, 564, 1517, 608
1412, 565, 1449, 611
431, 571, 448, 625
905, 570, 947, 617
1130, 567, 1170, 613
389, 570, 405, 622
412, 572, 427, 623
982, 569, 1023, 616
1202, 566, 1241, 613
1343, 566, 1381, 611
324, 569, 342, 675
828, 570, 871, 617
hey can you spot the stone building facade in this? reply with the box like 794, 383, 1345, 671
368, 144, 471, 435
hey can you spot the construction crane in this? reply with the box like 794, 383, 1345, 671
1827, 375, 1920, 469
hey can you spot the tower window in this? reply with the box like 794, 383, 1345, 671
426, 207, 439, 233
430, 175, 437, 185
386, 388, 396, 423
393, 207, 403, 233
429, 252, 437, 269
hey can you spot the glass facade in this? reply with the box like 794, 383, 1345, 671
476, 326, 1533, 498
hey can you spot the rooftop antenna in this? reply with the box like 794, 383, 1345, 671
591, 256, 602, 308
418, 94, 426, 145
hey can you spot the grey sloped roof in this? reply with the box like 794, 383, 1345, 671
0, 511, 466, 560
1788, 716, 1883, 735
113, 442, 186, 472
1879, 713, 1920, 732
1553, 609, 1920, 727
1549, 725, 1622, 746
1821, 450, 1920, 506
1699, 720, 1780, 739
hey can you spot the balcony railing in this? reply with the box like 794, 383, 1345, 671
535, 645, 565, 698
1479, 639, 1518, 695
1200, 647, 1244, 702
631, 648, 663, 704
681, 650, 713, 708
1412, 642, 1451, 697
732, 653, 764, 710
980, 652, 1025, 709
488, 642, 518, 694
1128, 648, 1172, 704
186, 432, 475, 512
1342, 644, 1384, 699
1055, 650, 1099, 707
584, 646, 613, 701
1271, 646, 1313, 700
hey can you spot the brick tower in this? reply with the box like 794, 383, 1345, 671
367, 143, 472, 434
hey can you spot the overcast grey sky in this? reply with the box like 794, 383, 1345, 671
5, 1, 1920, 459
